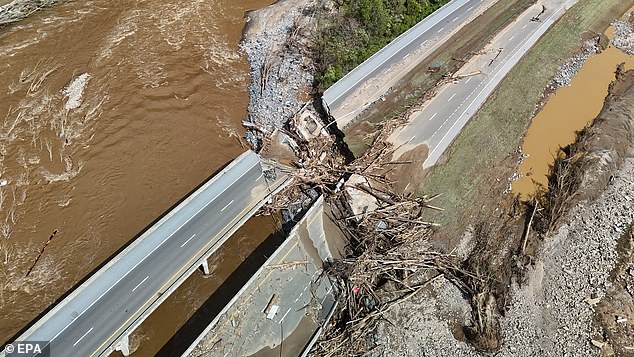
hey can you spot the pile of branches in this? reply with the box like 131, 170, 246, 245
262, 104, 474, 355
310, 188, 465, 356
0, 0, 58, 26
533, 130, 588, 234
299, 139, 468, 355
262, 130, 347, 220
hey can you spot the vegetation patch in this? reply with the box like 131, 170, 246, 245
315, 0, 451, 92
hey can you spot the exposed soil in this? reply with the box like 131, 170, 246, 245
377, 59, 634, 357
387, 144, 428, 195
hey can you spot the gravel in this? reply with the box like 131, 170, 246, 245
377, 276, 478, 357
611, 15, 634, 55
547, 38, 599, 90
498, 158, 634, 357
0, 0, 58, 26
240, 2, 315, 150
378, 157, 634, 356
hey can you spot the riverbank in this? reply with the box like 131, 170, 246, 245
240, 0, 317, 150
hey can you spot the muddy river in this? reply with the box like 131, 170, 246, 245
0, 0, 276, 355
513, 26, 634, 198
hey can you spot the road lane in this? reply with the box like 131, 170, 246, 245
54, 161, 266, 357
322, 0, 497, 128
389, 0, 578, 167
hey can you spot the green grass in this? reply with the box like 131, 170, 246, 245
422, 0, 634, 227
316, 0, 452, 91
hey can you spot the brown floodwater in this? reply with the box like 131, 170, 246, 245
0, 0, 276, 354
512, 27, 634, 199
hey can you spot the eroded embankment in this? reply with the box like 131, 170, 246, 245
513, 24, 634, 198
377, 66, 634, 356
497, 68, 634, 357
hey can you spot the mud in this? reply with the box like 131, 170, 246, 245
0, 0, 276, 352
513, 25, 634, 198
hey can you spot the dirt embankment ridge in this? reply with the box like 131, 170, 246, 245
574, 65, 634, 199
498, 67, 634, 357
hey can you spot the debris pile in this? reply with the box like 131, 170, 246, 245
288, 140, 465, 356
257, 101, 461, 355
311, 187, 454, 356
611, 14, 634, 54
241, 1, 316, 149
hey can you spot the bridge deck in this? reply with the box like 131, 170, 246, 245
5, 151, 291, 357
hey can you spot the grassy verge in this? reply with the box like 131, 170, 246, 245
422, 0, 634, 227
344, 0, 536, 156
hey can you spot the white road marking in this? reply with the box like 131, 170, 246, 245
421, 40, 428, 46
132, 276, 149, 292
180, 233, 197, 248
326, 0, 477, 103
425, 3, 567, 167
429, 112, 438, 121
50, 159, 261, 343
508, 35, 515, 41
452, 16, 459, 22
522, 24, 528, 30
437, 26, 445, 33
220, 200, 234, 212
402, 53, 411, 60
467, 6, 474, 11
448, 93, 457, 101
280, 307, 292, 323
320, 285, 335, 305
464, 77, 472, 84
73, 327, 94, 347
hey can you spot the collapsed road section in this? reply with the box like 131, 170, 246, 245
185, 196, 346, 357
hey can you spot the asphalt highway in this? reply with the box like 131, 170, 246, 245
8, 151, 288, 357
389, 0, 576, 167
322, 0, 493, 128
